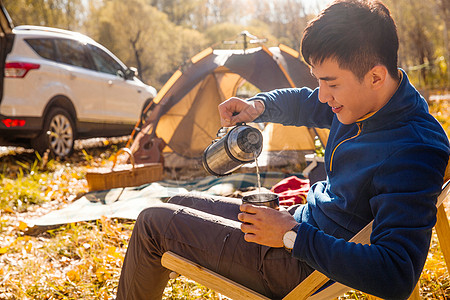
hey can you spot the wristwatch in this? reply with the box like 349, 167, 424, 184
283, 223, 300, 252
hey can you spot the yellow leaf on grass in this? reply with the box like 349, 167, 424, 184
107, 246, 116, 254
3, 207, 14, 213
67, 269, 81, 282
98, 290, 108, 300
25, 242, 32, 253
96, 266, 107, 282
106, 246, 123, 260
0, 247, 8, 254
18, 221, 28, 231
422, 272, 431, 281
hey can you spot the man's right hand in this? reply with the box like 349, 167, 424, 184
218, 97, 265, 127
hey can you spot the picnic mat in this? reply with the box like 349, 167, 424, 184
27, 172, 302, 227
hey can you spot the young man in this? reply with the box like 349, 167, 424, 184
117, 0, 450, 299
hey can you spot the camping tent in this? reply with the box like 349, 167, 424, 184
129, 43, 329, 167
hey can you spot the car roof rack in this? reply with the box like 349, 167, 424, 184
14, 25, 90, 40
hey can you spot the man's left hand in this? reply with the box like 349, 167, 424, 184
238, 204, 298, 247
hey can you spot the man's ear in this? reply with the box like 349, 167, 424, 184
367, 65, 388, 89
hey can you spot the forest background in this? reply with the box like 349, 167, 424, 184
3, 0, 450, 93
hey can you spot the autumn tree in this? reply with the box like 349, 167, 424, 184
385, 0, 449, 88
3, 0, 448, 89
150, 0, 203, 26
3, 0, 84, 30
150, 0, 253, 31
438, 0, 449, 84
84, 0, 208, 88
248, 0, 312, 50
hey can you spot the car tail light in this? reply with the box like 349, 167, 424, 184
2, 119, 26, 127
5, 62, 40, 78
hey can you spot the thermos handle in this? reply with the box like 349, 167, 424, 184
215, 127, 227, 139
212, 122, 246, 143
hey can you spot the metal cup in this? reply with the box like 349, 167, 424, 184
242, 193, 279, 209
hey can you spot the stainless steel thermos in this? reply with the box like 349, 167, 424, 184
202, 123, 263, 176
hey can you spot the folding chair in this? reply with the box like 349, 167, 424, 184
161, 165, 450, 299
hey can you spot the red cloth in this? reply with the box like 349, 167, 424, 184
270, 176, 310, 206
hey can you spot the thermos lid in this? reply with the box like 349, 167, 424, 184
228, 125, 263, 162
237, 127, 263, 153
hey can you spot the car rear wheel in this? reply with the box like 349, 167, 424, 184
32, 107, 76, 158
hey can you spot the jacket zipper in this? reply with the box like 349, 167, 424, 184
329, 123, 363, 172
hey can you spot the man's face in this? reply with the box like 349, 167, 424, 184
311, 59, 377, 125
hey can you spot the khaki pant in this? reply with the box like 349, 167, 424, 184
116, 192, 313, 300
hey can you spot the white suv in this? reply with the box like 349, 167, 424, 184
0, 25, 157, 157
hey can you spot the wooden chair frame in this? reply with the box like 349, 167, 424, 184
162, 180, 450, 300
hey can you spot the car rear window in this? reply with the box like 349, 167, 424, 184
54, 39, 94, 70
25, 38, 56, 60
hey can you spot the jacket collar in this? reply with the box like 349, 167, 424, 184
357, 69, 421, 131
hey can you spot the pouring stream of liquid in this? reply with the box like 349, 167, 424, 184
254, 151, 261, 200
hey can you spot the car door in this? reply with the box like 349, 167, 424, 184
86, 44, 146, 125
0, 3, 14, 104
54, 38, 106, 126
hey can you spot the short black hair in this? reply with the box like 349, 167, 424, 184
301, 0, 399, 81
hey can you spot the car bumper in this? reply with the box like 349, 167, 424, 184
0, 115, 42, 145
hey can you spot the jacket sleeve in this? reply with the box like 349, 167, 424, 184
249, 87, 334, 129
292, 146, 448, 299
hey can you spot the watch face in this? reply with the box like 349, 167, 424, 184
283, 230, 297, 249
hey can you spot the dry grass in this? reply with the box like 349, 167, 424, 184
0, 141, 222, 299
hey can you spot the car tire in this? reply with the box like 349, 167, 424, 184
32, 107, 76, 158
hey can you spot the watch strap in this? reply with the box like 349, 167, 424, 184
283, 223, 300, 252
290, 223, 300, 233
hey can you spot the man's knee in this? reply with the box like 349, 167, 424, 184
167, 192, 195, 205
135, 203, 179, 233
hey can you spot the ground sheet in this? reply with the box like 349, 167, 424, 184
28, 172, 301, 226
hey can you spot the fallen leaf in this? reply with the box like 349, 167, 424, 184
96, 266, 107, 282
25, 242, 32, 253
18, 221, 28, 231
3, 207, 14, 213
67, 269, 80, 282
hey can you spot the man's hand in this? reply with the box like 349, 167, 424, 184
218, 97, 265, 127
238, 204, 298, 248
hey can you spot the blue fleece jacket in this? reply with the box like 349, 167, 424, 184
251, 70, 450, 299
